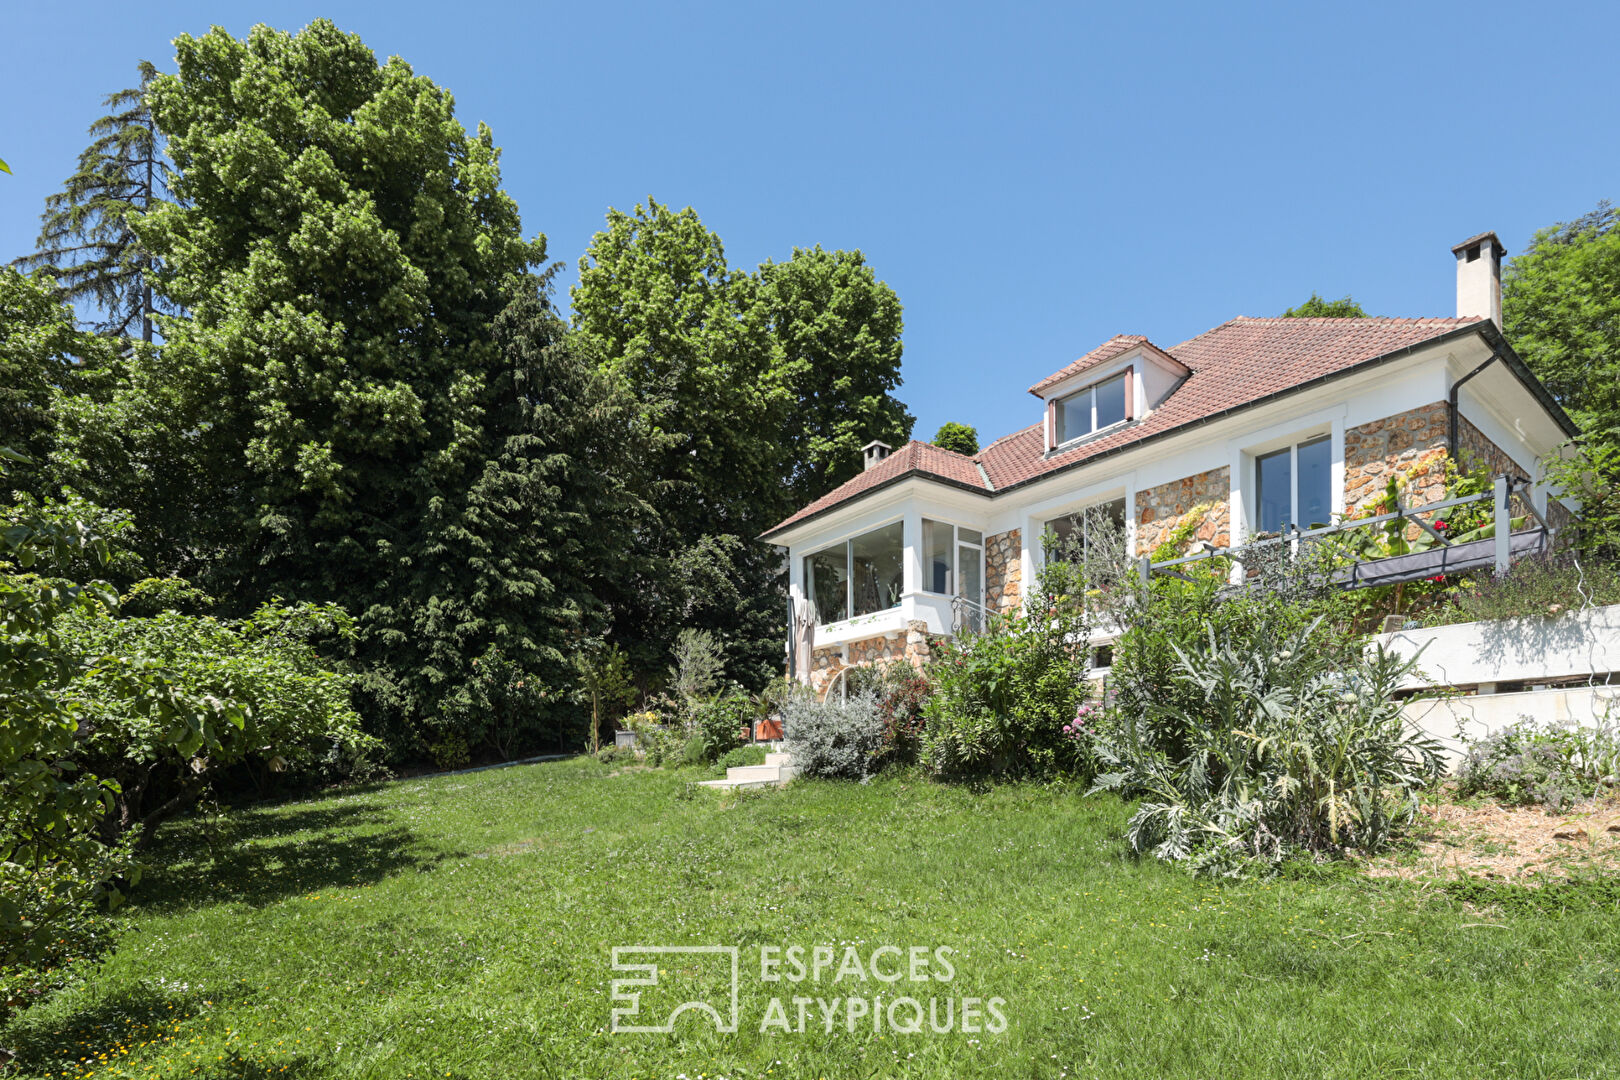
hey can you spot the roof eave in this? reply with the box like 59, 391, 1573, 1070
757, 469, 992, 544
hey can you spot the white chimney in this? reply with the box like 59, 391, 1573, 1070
861, 440, 892, 471
1452, 231, 1504, 329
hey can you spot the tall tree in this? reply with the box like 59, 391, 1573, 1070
572, 199, 792, 686
572, 203, 915, 687
1504, 201, 1620, 435
129, 20, 544, 741
932, 422, 979, 456
0, 269, 117, 499
14, 62, 172, 341
1281, 293, 1367, 318
757, 246, 912, 504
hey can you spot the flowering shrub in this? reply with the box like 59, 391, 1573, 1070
847, 662, 932, 769
1457, 716, 1620, 811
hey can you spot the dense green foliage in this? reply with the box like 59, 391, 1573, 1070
573, 201, 911, 686
1504, 201, 1620, 435
1090, 547, 1444, 874
1456, 716, 1620, 811
1281, 292, 1368, 318
921, 554, 1094, 780
781, 688, 886, 779
931, 421, 979, 455
12, 62, 172, 341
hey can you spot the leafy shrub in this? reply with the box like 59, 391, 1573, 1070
595, 745, 635, 766
847, 662, 932, 769
62, 598, 380, 833
671, 628, 725, 703
1456, 715, 1620, 811
715, 745, 767, 774
782, 689, 885, 780
690, 693, 751, 762
1090, 621, 1446, 876
1420, 551, 1620, 628
439, 646, 564, 763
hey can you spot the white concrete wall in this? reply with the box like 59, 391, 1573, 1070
1403, 686, 1620, 770
1372, 603, 1620, 691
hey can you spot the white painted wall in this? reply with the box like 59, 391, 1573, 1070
1404, 686, 1620, 770
1372, 604, 1620, 691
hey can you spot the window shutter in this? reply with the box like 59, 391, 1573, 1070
1123, 368, 1135, 420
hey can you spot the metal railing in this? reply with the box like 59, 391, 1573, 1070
1136, 473, 1553, 598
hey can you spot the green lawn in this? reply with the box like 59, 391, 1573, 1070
6, 758, 1618, 1079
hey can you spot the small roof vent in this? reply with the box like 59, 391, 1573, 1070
862, 440, 892, 471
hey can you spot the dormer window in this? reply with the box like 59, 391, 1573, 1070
1054, 371, 1130, 445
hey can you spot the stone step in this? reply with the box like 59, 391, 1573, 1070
763, 752, 793, 767
724, 764, 782, 783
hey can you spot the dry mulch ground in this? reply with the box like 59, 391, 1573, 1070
1367, 791, 1620, 883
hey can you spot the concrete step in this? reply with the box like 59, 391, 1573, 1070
696, 752, 798, 790
725, 764, 783, 783
763, 752, 793, 767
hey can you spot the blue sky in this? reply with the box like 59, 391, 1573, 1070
3, 1, 1613, 445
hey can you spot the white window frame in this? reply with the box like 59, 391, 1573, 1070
1253, 434, 1333, 536
922, 519, 985, 626
1053, 370, 1130, 448
803, 517, 905, 628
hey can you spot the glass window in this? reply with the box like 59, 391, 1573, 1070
1052, 372, 1129, 445
1044, 497, 1126, 563
850, 521, 904, 617
923, 519, 953, 594
804, 544, 849, 624
1256, 436, 1333, 535
1054, 389, 1085, 445
1094, 374, 1127, 429
805, 521, 904, 625
1297, 436, 1332, 529
958, 540, 983, 632
1256, 447, 1292, 534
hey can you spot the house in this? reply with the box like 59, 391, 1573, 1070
761, 233, 1580, 697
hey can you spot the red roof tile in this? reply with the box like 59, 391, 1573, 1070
763, 316, 1485, 538
1027, 335, 1152, 395
764, 440, 988, 535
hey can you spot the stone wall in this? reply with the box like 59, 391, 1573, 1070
807, 621, 939, 700
985, 528, 1022, 615
1344, 401, 1449, 514
1135, 466, 1230, 557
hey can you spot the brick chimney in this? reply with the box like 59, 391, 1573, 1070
1452, 231, 1504, 329
862, 440, 892, 471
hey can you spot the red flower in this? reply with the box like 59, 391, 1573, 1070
1433, 519, 1447, 531
1428, 574, 1444, 583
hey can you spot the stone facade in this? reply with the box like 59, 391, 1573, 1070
1343, 401, 1450, 513
984, 528, 1022, 615
807, 621, 939, 699
1135, 467, 1230, 556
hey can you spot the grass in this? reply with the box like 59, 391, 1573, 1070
4, 758, 1619, 1079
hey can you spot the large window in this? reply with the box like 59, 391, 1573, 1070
1054, 372, 1129, 445
1045, 497, 1127, 564
1256, 436, 1332, 535
923, 520, 984, 631
803, 521, 904, 625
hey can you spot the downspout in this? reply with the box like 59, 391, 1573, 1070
1448, 348, 1501, 464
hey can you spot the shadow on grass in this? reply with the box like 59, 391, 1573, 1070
1, 981, 316, 1078
131, 799, 462, 914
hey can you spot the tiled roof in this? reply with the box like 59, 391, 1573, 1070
1027, 335, 1153, 395
764, 440, 989, 534
762, 316, 1485, 539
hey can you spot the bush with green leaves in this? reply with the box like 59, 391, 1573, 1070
1420, 551, 1620, 628
1091, 620, 1445, 876
689, 693, 751, 763
1456, 715, 1620, 811
920, 538, 1095, 780
60, 595, 380, 838
714, 744, 767, 775
847, 662, 932, 770
782, 689, 885, 780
